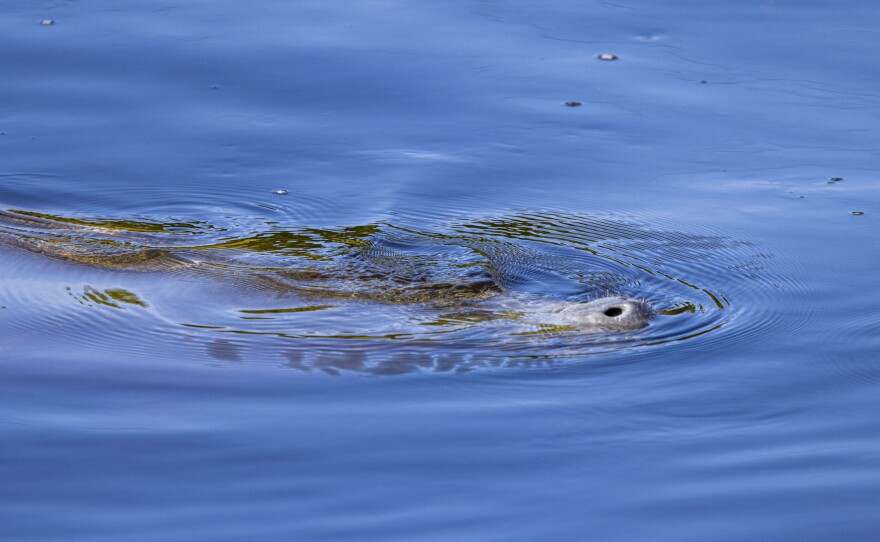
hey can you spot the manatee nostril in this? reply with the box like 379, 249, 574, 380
604, 307, 623, 317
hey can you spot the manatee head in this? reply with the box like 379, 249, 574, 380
552, 296, 653, 331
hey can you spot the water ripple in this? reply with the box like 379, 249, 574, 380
0, 206, 803, 373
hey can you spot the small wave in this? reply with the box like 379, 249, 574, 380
0, 206, 798, 373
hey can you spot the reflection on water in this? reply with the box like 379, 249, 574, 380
0, 206, 786, 373
71, 286, 148, 309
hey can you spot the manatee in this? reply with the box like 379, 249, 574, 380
0, 208, 653, 331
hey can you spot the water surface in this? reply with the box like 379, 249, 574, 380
1, 1, 878, 540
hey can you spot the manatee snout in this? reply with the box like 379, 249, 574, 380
553, 296, 653, 330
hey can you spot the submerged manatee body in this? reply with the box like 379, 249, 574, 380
0, 208, 653, 331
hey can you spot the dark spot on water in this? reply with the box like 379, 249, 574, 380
564, 101, 582, 107
211, 85, 220, 90
852, 211, 864, 216
604, 307, 623, 317
829, 177, 844, 183
598, 53, 618, 61
206, 339, 243, 362
700, 80, 708, 84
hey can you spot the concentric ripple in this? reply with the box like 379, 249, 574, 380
0, 206, 797, 373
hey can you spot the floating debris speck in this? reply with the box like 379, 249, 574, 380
829, 177, 844, 182
273, 189, 289, 196
564, 101, 582, 107
700, 80, 708, 84
851, 211, 864, 216
40, 19, 55, 26
598, 53, 618, 61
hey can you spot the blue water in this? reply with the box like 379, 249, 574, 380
1, 1, 879, 540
